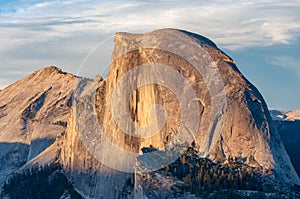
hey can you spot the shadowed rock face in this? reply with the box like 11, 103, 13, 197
277, 121, 300, 176
59, 28, 299, 198
0, 142, 29, 185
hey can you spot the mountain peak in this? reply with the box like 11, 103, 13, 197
0, 65, 79, 141
63, 29, 300, 197
34, 66, 66, 76
41, 65, 62, 72
270, 108, 300, 121
19, 66, 75, 85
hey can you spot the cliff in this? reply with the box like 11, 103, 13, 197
59, 29, 299, 198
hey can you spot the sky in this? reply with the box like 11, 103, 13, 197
0, 0, 299, 110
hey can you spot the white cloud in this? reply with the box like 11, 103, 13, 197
2, 0, 300, 48
0, 0, 300, 88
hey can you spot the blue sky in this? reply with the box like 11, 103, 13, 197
0, 0, 299, 110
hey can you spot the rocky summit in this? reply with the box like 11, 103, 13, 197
0, 29, 299, 199
0, 66, 79, 185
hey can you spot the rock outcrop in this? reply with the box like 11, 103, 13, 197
0, 66, 79, 184
59, 28, 299, 198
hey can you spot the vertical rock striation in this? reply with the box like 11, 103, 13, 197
59, 28, 299, 198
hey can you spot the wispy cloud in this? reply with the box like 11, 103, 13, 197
269, 56, 300, 78
0, 0, 300, 88
2, 0, 300, 48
